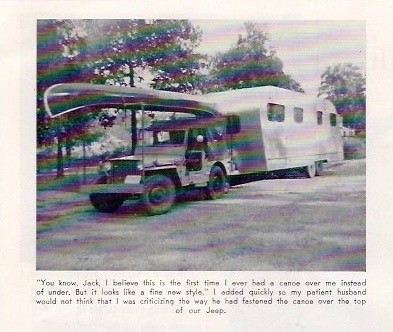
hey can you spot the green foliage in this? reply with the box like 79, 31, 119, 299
343, 137, 366, 159
81, 19, 143, 86
37, 20, 88, 107
37, 20, 205, 174
318, 63, 366, 130
37, 20, 91, 145
139, 19, 204, 93
37, 19, 309, 176
37, 20, 96, 176
80, 19, 203, 92
207, 22, 304, 93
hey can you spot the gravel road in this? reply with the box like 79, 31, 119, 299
36, 159, 365, 271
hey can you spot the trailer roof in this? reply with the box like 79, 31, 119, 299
44, 83, 217, 118
205, 85, 336, 114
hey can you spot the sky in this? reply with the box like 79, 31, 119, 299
193, 20, 366, 97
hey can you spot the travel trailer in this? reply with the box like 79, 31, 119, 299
205, 86, 344, 179
44, 84, 343, 215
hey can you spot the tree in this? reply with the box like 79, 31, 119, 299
208, 22, 304, 93
318, 63, 366, 131
149, 20, 204, 93
37, 19, 205, 175
37, 20, 99, 176
37, 20, 67, 148
37, 20, 88, 110
82, 19, 203, 93
81, 19, 143, 86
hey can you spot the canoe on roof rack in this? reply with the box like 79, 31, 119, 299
44, 83, 218, 118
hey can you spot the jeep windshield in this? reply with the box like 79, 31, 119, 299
44, 83, 217, 160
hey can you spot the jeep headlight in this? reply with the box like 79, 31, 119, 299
99, 161, 112, 173
136, 161, 144, 172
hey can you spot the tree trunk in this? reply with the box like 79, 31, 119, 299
65, 137, 72, 168
130, 68, 137, 155
131, 110, 137, 155
82, 140, 86, 184
56, 134, 64, 178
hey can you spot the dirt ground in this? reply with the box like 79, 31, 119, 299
36, 159, 366, 271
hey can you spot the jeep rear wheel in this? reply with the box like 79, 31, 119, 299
304, 163, 316, 178
206, 165, 227, 200
90, 193, 124, 213
142, 175, 176, 215
315, 161, 324, 176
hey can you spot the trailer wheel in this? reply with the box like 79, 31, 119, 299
304, 164, 316, 178
142, 175, 176, 215
315, 161, 324, 176
206, 165, 227, 200
89, 193, 124, 213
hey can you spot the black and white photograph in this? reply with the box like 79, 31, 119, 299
2, 1, 393, 331
36, 19, 365, 271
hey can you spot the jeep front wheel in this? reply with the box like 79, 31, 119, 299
142, 175, 176, 215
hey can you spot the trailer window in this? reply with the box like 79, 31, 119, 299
294, 107, 303, 123
330, 113, 337, 126
268, 103, 285, 122
317, 111, 323, 125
